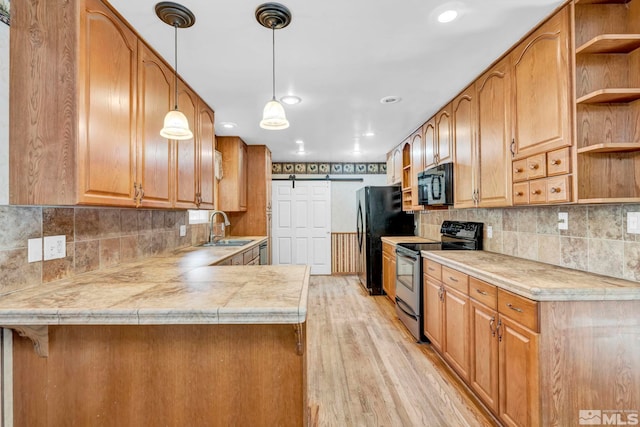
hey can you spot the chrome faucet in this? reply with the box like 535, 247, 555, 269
209, 210, 231, 243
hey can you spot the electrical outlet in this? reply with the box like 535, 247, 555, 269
28, 238, 43, 263
179, 225, 187, 237
43, 235, 66, 261
487, 225, 493, 238
558, 212, 568, 230
628, 212, 640, 234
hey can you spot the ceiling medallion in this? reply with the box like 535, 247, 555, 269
155, 2, 196, 28
255, 2, 292, 30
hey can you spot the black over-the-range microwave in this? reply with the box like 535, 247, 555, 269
417, 162, 453, 206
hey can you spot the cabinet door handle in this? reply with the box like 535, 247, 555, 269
551, 159, 561, 165
531, 189, 541, 195
510, 139, 515, 157
139, 186, 144, 203
506, 303, 523, 313
476, 288, 488, 295
489, 317, 496, 337
515, 191, 524, 197
529, 163, 539, 170
448, 276, 458, 282
497, 319, 503, 342
438, 286, 444, 302
550, 187, 561, 194
514, 168, 523, 174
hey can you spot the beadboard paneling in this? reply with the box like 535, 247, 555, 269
332, 232, 358, 274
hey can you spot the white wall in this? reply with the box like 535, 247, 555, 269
272, 174, 387, 232
0, 22, 8, 205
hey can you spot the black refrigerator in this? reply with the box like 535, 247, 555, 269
356, 186, 415, 295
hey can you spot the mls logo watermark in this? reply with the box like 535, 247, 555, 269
579, 410, 639, 425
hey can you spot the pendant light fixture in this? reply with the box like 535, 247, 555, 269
156, 2, 196, 140
256, 3, 292, 130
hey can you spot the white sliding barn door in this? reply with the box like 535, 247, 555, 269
272, 181, 331, 275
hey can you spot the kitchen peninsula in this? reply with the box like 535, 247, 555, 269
0, 238, 311, 427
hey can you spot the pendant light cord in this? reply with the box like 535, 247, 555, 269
272, 24, 276, 101
174, 23, 179, 110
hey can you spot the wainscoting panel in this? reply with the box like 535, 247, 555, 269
332, 233, 358, 274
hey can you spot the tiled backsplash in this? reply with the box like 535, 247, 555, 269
417, 204, 640, 282
0, 206, 209, 294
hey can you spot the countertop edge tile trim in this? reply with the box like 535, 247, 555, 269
422, 251, 640, 301
0, 237, 311, 325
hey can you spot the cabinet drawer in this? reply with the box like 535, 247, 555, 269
469, 277, 497, 310
424, 259, 442, 281
526, 153, 546, 180
442, 266, 468, 294
547, 147, 570, 176
529, 180, 547, 204
498, 289, 539, 332
512, 159, 527, 183
232, 254, 244, 265
513, 182, 529, 205
547, 175, 571, 203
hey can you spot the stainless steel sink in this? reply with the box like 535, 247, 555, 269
200, 239, 254, 247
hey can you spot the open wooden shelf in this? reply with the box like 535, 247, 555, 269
577, 89, 640, 104
575, 0, 631, 4
577, 142, 640, 153
576, 34, 640, 54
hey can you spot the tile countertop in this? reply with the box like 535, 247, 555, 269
423, 251, 640, 301
0, 237, 312, 325
381, 236, 439, 245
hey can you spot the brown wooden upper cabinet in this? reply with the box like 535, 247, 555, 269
138, 41, 173, 209
217, 136, 248, 212
9, 0, 215, 209
410, 130, 424, 211
425, 105, 453, 171
174, 83, 199, 209
198, 102, 216, 210
452, 87, 477, 209
474, 56, 513, 208
386, 145, 403, 185
511, 7, 571, 159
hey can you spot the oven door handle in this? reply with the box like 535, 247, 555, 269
395, 250, 419, 262
395, 297, 418, 321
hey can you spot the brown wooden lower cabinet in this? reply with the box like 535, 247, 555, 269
425, 258, 640, 427
12, 323, 307, 426
499, 314, 539, 427
382, 242, 396, 302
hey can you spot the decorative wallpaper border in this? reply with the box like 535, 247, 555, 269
272, 162, 386, 175
0, 0, 9, 27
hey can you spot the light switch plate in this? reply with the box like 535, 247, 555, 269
28, 238, 43, 263
628, 212, 640, 234
487, 225, 493, 238
179, 225, 187, 237
558, 212, 568, 230
44, 235, 66, 261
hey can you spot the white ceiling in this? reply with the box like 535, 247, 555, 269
108, 0, 565, 163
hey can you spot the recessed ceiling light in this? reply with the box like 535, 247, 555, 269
295, 139, 304, 144
438, 10, 458, 23
281, 95, 302, 105
363, 132, 375, 137
380, 96, 401, 104
220, 122, 237, 129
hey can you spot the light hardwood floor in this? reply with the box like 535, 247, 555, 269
307, 275, 499, 427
